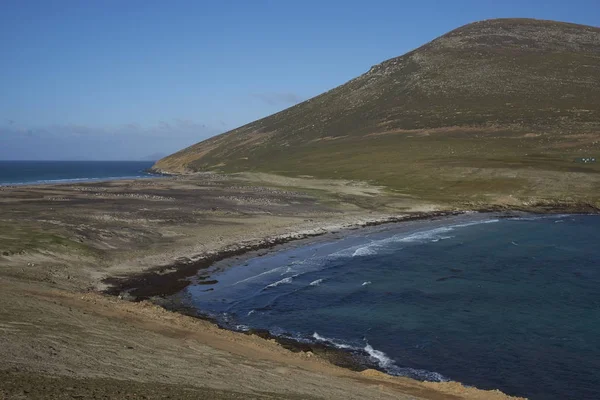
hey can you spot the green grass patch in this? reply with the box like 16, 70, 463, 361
0, 222, 96, 257
201, 133, 600, 205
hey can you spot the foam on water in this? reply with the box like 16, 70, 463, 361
450, 219, 500, 228
364, 343, 396, 369
281, 266, 295, 275
233, 266, 284, 285
187, 214, 600, 399
431, 236, 454, 242
507, 216, 545, 221
395, 226, 454, 243
264, 276, 294, 289
364, 343, 448, 382
352, 246, 377, 257
311, 333, 448, 381
330, 218, 499, 260
312, 332, 354, 349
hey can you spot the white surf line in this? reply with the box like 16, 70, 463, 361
232, 266, 284, 285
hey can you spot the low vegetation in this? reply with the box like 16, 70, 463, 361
155, 19, 600, 208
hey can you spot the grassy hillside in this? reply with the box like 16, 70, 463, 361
154, 19, 600, 207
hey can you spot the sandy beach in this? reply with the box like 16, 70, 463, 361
0, 172, 555, 399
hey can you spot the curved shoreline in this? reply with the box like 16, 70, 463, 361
102, 208, 598, 398
103, 210, 464, 300
103, 207, 598, 301
3, 173, 597, 399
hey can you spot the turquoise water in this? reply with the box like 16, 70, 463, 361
185, 214, 600, 400
0, 160, 157, 185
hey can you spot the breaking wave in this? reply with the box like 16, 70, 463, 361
352, 246, 377, 257
332, 218, 499, 259
264, 276, 294, 289
233, 266, 284, 285
311, 333, 448, 382
364, 343, 448, 382
280, 266, 295, 275
312, 332, 354, 349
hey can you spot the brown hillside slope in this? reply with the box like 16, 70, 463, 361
155, 18, 600, 207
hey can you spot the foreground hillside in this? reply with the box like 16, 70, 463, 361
155, 18, 600, 208
0, 175, 522, 399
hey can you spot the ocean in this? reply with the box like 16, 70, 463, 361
0, 160, 157, 185
183, 213, 600, 400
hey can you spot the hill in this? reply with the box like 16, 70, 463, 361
154, 19, 600, 208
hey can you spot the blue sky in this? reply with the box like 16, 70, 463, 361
1, 0, 599, 160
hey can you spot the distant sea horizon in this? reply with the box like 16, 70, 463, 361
0, 160, 159, 186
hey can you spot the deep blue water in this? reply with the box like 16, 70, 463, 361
0, 161, 157, 185
185, 214, 600, 400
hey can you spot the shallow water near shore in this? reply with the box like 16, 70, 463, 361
184, 213, 600, 400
